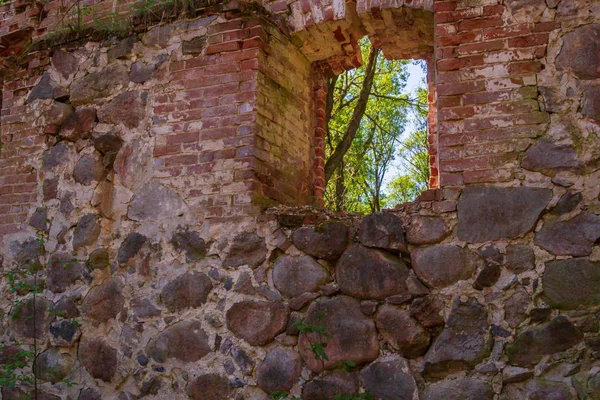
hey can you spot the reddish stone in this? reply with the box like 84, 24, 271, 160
336, 244, 409, 300
226, 300, 289, 346
9, 297, 53, 340
411, 245, 476, 289
291, 222, 349, 260
79, 337, 117, 382
406, 216, 449, 245
146, 320, 211, 363
97, 91, 147, 129
298, 296, 379, 372
82, 279, 125, 322
186, 374, 231, 400
59, 108, 97, 142
375, 305, 430, 358
160, 272, 213, 313
360, 358, 418, 400
52, 50, 78, 79
272, 255, 330, 298
256, 347, 302, 394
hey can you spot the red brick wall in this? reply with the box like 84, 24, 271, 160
433, 0, 551, 186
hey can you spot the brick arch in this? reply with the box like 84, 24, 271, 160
268, 0, 438, 201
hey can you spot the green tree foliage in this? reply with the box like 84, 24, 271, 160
324, 39, 429, 212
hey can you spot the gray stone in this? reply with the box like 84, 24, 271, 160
359, 212, 406, 251
505, 244, 535, 274
186, 374, 231, 400
47, 252, 86, 293
130, 60, 156, 83
142, 24, 173, 47
291, 222, 349, 260
52, 50, 78, 78
375, 304, 430, 358
273, 255, 330, 298
458, 186, 552, 242
146, 320, 211, 363
505, 285, 530, 328
302, 371, 359, 400
29, 207, 48, 231
107, 36, 136, 61
522, 138, 580, 171
82, 279, 125, 322
160, 272, 213, 313
43, 142, 69, 169
98, 91, 146, 128
79, 337, 117, 382
298, 296, 379, 372
473, 263, 501, 290
59, 107, 97, 142
26, 74, 66, 103
223, 232, 268, 268
336, 244, 409, 300
131, 298, 161, 319
232, 347, 254, 375
423, 377, 494, 400
406, 215, 449, 245
411, 245, 476, 289
34, 348, 74, 383
43, 177, 59, 200
502, 366, 534, 384
92, 133, 123, 155
73, 214, 102, 250
542, 258, 600, 309
423, 297, 491, 377
79, 388, 102, 400
582, 84, 600, 122
53, 297, 80, 319
9, 297, 53, 340
117, 232, 147, 264
359, 357, 418, 400
128, 182, 187, 221
256, 347, 302, 394
552, 191, 583, 215
226, 300, 289, 346
73, 154, 105, 185
171, 227, 209, 261
506, 316, 583, 367
556, 24, 600, 80
535, 213, 600, 256
70, 65, 130, 105
49, 319, 80, 346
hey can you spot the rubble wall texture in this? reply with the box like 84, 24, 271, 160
0, 0, 599, 399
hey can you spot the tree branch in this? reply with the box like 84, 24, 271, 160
324, 46, 380, 184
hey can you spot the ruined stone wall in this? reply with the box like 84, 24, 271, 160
0, 0, 599, 399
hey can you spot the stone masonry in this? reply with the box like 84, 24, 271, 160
0, 0, 599, 399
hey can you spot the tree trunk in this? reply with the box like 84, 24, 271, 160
335, 162, 345, 211
324, 46, 380, 184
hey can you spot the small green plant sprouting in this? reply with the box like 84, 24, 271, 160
271, 300, 373, 400
1, 228, 84, 398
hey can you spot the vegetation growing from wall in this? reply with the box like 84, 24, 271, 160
324, 40, 429, 213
